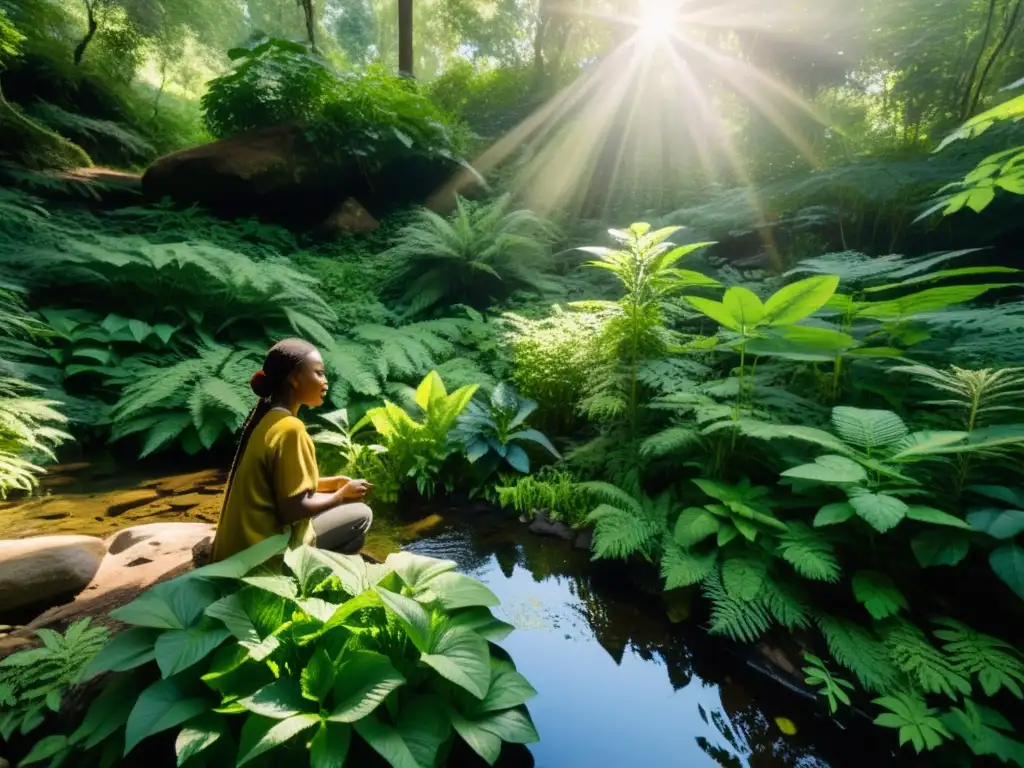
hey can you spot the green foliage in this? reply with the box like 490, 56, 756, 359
454, 382, 559, 482
503, 307, 607, 430
700, 567, 772, 643
201, 38, 339, 140
933, 618, 1024, 699
580, 482, 670, 561
202, 37, 467, 164
45, 539, 536, 767
0, 619, 108, 741
495, 468, 590, 527
873, 693, 952, 754
384, 196, 559, 317
0, 6, 23, 68
802, 653, 854, 714
352, 370, 479, 501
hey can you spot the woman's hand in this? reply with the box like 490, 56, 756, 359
341, 479, 372, 500
317, 476, 350, 493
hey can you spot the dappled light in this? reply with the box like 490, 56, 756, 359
2, 1, 1024, 767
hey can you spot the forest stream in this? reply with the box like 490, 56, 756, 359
2, 462, 906, 768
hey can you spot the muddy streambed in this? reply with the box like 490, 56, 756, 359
2, 463, 909, 767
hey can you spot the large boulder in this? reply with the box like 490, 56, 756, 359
0, 535, 106, 614
141, 123, 474, 232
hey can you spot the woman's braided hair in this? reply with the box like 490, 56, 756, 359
220, 338, 319, 508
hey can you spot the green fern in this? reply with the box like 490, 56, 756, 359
384, 195, 559, 316
721, 551, 769, 602
702, 567, 772, 643
852, 571, 908, 620
882, 620, 973, 700
760, 575, 813, 630
660, 537, 717, 589
775, 522, 841, 582
353, 320, 464, 381
932, 618, 1024, 699
873, 693, 952, 754
817, 615, 900, 692
0, 619, 108, 740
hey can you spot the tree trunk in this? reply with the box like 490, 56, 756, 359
398, 0, 413, 76
958, 0, 998, 120
297, 0, 316, 52
0, 81, 92, 169
73, 0, 98, 66
969, 0, 1023, 115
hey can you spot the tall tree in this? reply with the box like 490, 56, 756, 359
398, 0, 413, 74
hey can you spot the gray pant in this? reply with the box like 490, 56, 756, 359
308, 502, 373, 555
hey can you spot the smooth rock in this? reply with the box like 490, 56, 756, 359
0, 535, 106, 613
321, 197, 380, 235
106, 522, 213, 555
527, 509, 574, 541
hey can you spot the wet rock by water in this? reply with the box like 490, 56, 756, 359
0, 535, 106, 614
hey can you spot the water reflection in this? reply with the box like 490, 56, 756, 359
407, 512, 900, 768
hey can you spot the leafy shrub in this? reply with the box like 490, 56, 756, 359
503, 307, 607, 431
384, 195, 559, 317
350, 370, 479, 502
202, 37, 466, 163
453, 381, 560, 480
39, 537, 537, 767
201, 38, 339, 140
0, 619, 108, 741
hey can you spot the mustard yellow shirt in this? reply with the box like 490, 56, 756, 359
211, 410, 318, 563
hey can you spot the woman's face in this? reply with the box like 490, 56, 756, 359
288, 350, 328, 407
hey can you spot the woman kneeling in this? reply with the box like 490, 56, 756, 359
210, 338, 373, 563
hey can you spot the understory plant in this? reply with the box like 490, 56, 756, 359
453, 381, 560, 482
385, 195, 559, 317
28, 535, 538, 768
0, 619, 108, 741
495, 468, 589, 527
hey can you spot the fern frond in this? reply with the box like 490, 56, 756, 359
932, 618, 1024, 699
775, 522, 841, 582
660, 539, 717, 589
640, 425, 704, 458
882, 620, 972, 700
817, 615, 900, 692
759, 575, 812, 630
578, 481, 644, 514
831, 407, 909, 453
702, 567, 772, 643
586, 503, 664, 560
721, 552, 769, 602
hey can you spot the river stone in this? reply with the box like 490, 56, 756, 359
106, 522, 213, 555
0, 535, 107, 613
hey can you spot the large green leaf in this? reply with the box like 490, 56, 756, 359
990, 543, 1024, 602
674, 507, 720, 548
686, 296, 742, 332
968, 508, 1024, 539
831, 407, 908, 453
448, 607, 515, 642
241, 574, 299, 601
448, 707, 502, 766
814, 502, 856, 527
385, 551, 457, 590
175, 713, 225, 767
479, 659, 538, 714
781, 455, 867, 484
238, 680, 313, 720
414, 571, 500, 611
375, 587, 431, 652
237, 713, 319, 766
722, 286, 764, 328
353, 715, 422, 768
905, 506, 973, 530
111, 579, 220, 630
397, 695, 452, 768
328, 651, 406, 723
155, 627, 231, 678
762, 276, 839, 326
912, 531, 971, 568
310, 722, 352, 768
421, 626, 492, 699
205, 590, 284, 661
82, 627, 160, 679
123, 677, 209, 755
189, 532, 290, 580
415, 370, 448, 410
301, 649, 337, 704
69, 674, 143, 750
849, 490, 907, 533
285, 546, 333, 595
477, 706, 540, 744
852, 571, 907, 620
